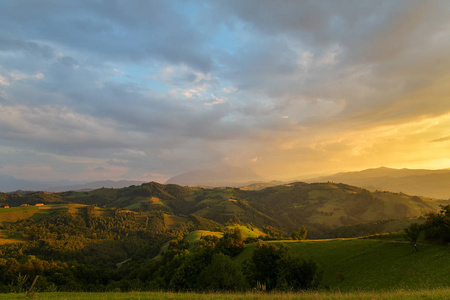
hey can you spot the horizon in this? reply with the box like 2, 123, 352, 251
2, 165, 450, 192
1, 1, 450, 183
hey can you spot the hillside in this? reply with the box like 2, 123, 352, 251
234, 237, 450, 291
236, 182, 440, 233
63, 181, 442, 235
0, 181, 443, 238
306, 167, 450, 199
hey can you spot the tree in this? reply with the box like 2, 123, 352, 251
244, 241, 287, 291
291, 226, 307, 240
244, 240, 322, 291
216, 228, 244, 256
277, 257, 322, 291
404, 223, 422, 250
262, 225, 287, 239
422, 205, 450, 244
198, 253, 247, 291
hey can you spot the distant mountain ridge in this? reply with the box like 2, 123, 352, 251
0, 174, 71, 193
46, 180, 147, 192
306, 167, 450, 199
165, 167, 265, 187
0, 174, 145, 193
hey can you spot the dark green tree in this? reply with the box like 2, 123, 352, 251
244, 240, 322, 291
198, 253, 247, 291
404, 223, 422, 250
277, 257, 322, 290
422, 205, 450, 244
244, 241, 288, 291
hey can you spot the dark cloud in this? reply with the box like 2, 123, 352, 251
0, 0, 213, 71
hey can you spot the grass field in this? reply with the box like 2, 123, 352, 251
183, 225, 265, 247
227, 224, 266, 238
0, 204, 89, 224
163, 214, 188, 229
233, 237, 450, 292
0, 206, 41, 222
2, 289, 450, 300
185, 230, 224, 244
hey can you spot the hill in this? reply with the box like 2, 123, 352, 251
306, 167, 450, 199
1, 181, 442, 239
236, 182, 440, 234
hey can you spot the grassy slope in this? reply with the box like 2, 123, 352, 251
184, 225, 266, 246
185, 230, 224, 244
0, 206, 41, 222
0, 204, 88, 224
234, 238, 450, 292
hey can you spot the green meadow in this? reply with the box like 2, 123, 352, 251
233, 237, 450, 292
2, 289, 450, 300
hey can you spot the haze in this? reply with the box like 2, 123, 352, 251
1, 0, 450, 183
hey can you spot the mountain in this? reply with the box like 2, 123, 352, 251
46, 180, 147, 192
0, 174, 75, 192
165, 167, 265, 187
0, 174, 146, 193
305, 167, 450, 199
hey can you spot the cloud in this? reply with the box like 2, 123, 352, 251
432, 136, 450, 143
0, 74, 9, 86
222, 86, 237, 93
0, 1, 214, 72
0, 1, 450, 182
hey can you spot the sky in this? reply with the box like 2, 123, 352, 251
0, 0, 450, 183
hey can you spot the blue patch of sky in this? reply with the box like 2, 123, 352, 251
173, 2, 239, 55
210, 24, 238, 55
172, 1, 202, 24
107, 63, 170, 93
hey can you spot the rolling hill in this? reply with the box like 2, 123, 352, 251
1, 181, 444, 238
